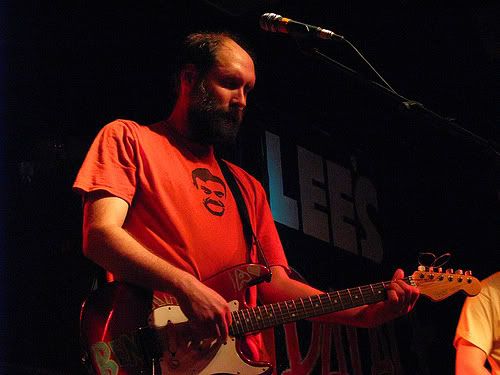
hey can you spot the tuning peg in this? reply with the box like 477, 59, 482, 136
428, 267, 434, 272
437, 267, 443, 273
456, 269, 463, 275
465, 270, 472, 276
418, 265, 426, 272
446, 268, 454, 274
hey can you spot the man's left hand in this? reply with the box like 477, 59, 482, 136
385, 268, 420, 317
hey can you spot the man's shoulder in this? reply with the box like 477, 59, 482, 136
101, 119, 142, 132
94, 119, 141, 139
98, 119, 165, 141
481, 272, 500, 296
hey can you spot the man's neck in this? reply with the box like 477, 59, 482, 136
163, 117, 214, 159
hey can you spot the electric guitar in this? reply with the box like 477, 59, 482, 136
80, 264, 480, 375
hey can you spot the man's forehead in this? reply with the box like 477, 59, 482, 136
214, 39, 255, 74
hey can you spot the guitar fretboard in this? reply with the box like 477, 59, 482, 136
230, 276, 414, 336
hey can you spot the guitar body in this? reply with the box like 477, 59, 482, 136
80, 263, 273, 375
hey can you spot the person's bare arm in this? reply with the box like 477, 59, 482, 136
258, 266, 419, 328
455, 338, 491, 375
82, 191, 232, 339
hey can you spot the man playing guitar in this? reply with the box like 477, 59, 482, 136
74, 31, 420, 374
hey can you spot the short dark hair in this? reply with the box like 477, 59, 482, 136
171, 31, 255, 98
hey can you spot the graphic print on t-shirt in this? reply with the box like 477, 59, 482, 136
192, 168, 227, 216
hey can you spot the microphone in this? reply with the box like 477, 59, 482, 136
260, 13, 344, 41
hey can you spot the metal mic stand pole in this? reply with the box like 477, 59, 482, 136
295, 41, 499, 158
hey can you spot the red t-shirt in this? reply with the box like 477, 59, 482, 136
73, 119, 289, 360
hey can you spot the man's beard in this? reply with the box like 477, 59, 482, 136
187, 80, 243, 146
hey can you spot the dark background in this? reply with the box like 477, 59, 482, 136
2, 1, 499, 374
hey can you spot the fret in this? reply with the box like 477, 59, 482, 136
347, 288, 355, 306
239, 309, 248, 332
288, 300, 296, 318
339, 290, 352, 308
325, 292, 337, 313
254, 306, 267, 329
358, 286, 366, 304
240, 309, 251, 333
311, 294, 324, 314
244, 308, 256, 332
320, 294, 331, 313
262, 304, 272, 327
369, 283, 376, 301
326, 292, 333, 306
231, 311, 242, 335
308, 296, 316, 315
236, 309, 247, 334
254, 306, 264, 330
250, 306, 260, 331
362, 284, 376, 304
290, 299, 298, 319
282, 301, 290, 321
276, 301, 284, 325
281, 301, 289, 322
283, 301, 290, 322
333, 290, 344, 310
236, 309, 245, 333
283, 301, 290, 321
300, 296, 310, 317
269, 303, 277, 325
304, 295, 314, 313
367, 283, 381, 303
298, 297, 307, 320
373, 282, 385, 302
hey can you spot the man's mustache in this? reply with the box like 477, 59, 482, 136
228, 106, 245, 120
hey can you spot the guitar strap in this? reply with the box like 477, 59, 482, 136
218, 158, 272, 282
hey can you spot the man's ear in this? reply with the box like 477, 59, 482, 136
180, 64, 198, 89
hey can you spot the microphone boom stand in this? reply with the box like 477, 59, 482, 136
298, 41, 499, 158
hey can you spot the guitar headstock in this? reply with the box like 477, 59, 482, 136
411, 266, 481, 301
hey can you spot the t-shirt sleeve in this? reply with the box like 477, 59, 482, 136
73, 120, 138, 205
454, 283, 494, 355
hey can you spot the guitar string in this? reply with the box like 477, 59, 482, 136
231, 278, 411, 334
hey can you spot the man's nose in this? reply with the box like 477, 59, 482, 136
231, 88, 246, 109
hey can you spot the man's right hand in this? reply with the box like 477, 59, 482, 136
176, 274, 232, 343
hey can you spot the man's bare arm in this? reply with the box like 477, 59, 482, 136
82, 191, 232, 339
455, 338, 491, 375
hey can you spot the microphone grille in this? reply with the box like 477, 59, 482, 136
259, 13, 283, 33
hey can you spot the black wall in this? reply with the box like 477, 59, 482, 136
2, 1, 498, 373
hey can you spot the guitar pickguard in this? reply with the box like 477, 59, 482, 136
150, 300, 271, 375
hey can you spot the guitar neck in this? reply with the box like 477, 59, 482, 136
230, 276, 413, 336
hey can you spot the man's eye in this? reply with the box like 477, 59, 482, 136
201, 186, 212, 195
222, 78, 239, 89
215, 191, 224, 198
